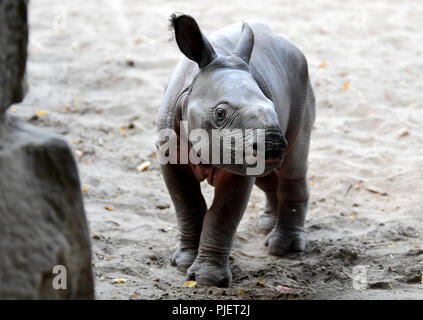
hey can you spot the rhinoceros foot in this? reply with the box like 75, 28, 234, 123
257, 209, 277, 235
186, 257, 232, 288
265, 227, 306, 257
171, 246, 198, 273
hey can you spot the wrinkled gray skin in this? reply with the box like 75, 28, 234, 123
157, 14, 315, 287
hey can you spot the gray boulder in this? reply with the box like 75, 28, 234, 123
0, 0, 94, 299
0, 0, 28, 112
0, 116, 95, 299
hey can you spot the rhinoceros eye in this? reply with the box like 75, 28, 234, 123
215, 108, 226, 121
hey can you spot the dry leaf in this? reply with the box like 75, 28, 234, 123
156, 204, 170, 210
119, 128, 126, 136
65, 106, 71, 112
113, 278, 127, 284
137, 161, 151, 172
256, 280, 265, 287
350, 215, 357, 219
342, 82, 349, 90
75, 150, 83, 158
104, 206, 113, 211
81, 186, 87, 192
414, 244, 420, 248
184, 280, 197, 288
397, 128, 409, 138
35, 111, 47, 116
362, 184, 387, 196
130, 293, 139, 299
237, 289, 245, 295
10, 107, 16, 113
276, 285, 294, 293
125, 55, 135, 67
318, 61, 327, 68
248, 201, 256, 208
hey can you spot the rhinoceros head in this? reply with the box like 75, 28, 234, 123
171, 14, 287, 176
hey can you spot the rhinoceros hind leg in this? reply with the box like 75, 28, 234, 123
265, 195, 308, 256
265, 106, 312, 256
255, 171, 280, 235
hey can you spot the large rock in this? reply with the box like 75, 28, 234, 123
0, 0, 94, 299
0, 0, 28, 112
0, 116, 95, 299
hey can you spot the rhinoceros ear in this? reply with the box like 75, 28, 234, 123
170, 13, 217, 69
233, 22, 254, 64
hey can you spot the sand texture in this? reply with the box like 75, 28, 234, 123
14, 0, 423, 299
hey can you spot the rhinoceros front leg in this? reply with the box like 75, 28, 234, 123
187, 171, 254, 287
161, 164, 207, 272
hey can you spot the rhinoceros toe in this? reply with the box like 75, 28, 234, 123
257, 210, 277, 235
171, 247, 197, 273
265, 227, 306, 257
186, 258, 232, 288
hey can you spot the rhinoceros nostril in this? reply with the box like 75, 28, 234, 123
264, 131, 286, 160
265, 147, 283, 160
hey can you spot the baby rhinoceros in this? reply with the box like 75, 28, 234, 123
156, 13, 315, 287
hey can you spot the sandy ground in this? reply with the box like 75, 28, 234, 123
14, 0, 423, 299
